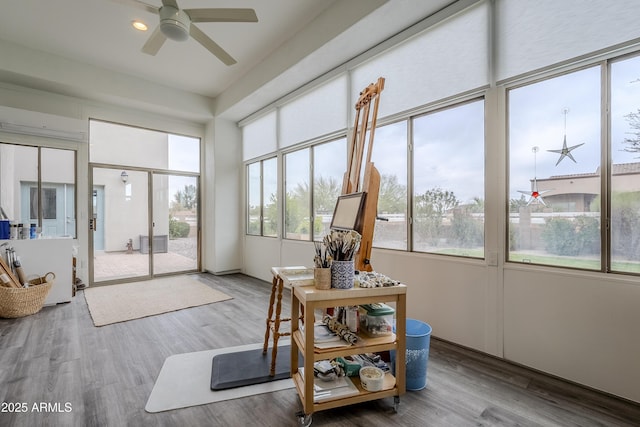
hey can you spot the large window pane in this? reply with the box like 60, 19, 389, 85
610, 54, 640, 273
246, 157, 278, 237
262, 157, 278, 237
155, 174, 198, 274
508, 67, 601, 269
371, 122, 408, 250
247, 162, 260, 235
413, 100, 485, 258
41, 148, 76, 237
313, 138, 346, 240
285, 149, 310, 240
168, 135, 200, 173
90, 120, 199, 173
0, 145, 75, 239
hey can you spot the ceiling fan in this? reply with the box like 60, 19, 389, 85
113, 0, 258, 65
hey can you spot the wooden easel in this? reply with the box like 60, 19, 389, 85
342, 77, 385, 272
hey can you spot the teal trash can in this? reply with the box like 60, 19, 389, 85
404, 318, 432, 391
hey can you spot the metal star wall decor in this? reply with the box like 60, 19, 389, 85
518, 146, 552, 205
548, 134, 584, 166
518, 177, 551, 206
547, 109, 584, 166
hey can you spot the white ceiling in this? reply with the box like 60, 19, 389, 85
0, 0, 456, 126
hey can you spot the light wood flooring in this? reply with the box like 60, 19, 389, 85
0, 273, 638, 426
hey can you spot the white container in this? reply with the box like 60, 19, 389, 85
359, 303, 395, 336
359, 366, 385, 392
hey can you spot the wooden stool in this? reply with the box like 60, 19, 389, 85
262, 267, 295, 377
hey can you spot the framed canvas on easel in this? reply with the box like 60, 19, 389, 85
330, 192, 366, 231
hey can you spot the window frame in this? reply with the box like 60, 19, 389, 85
0, 143, 77, 238
504, 52, 640, 276
245, 156, 278, 238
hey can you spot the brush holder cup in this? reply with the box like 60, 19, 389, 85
314, 267, 331, 290
330, 260, 355, 289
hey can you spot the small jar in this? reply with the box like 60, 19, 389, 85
30, 224, 36, 239
17, 223, 24, 239
10, 224, 18, 240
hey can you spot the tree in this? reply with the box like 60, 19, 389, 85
414, 187, 459, 245
509, 195, 529, 213
313, 176, 341, 213
285, 182, 310, 237
378, 174, 407, 214
262, 192, 278, 236
173, 184, 197, 210
415, 187, 459, 217
622, 109, 640, 156
610, 191, 640, 260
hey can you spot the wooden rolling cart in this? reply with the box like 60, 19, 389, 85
289, 283, 407, 426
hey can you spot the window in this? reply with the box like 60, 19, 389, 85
508, 66, 602, 269
371, 121, 408, 250
610, 54, 640, 274
412, 100, 485, 258
284, 149, 311, 240
262, 158, 278, 237
0, 144, 76, 238
90, 120, 200, 173
313, 138, 346, 241
246, 157, 278, 237
247, 162, 260, 235
30, 187, 56, 219
281, 138, 347, 242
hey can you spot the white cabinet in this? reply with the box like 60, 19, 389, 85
0, 239, 75, 305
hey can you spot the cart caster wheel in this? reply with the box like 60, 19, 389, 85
393, 396, 400, 413
295, 411, 312, 427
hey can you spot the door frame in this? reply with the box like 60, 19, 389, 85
88, 164, 201, 286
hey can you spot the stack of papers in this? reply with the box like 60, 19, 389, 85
299, 368, 359, 402
313, 323, 352, 349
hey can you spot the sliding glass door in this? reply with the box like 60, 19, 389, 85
152, 174, 199, 274
89, 119, 201, 285
90, 167, 200, 284
91, 167, 150, 283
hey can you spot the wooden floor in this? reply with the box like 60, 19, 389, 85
0, 273, 638, 427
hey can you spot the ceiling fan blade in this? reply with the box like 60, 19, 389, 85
161, 0, 179, 9
185, 8, 258, 23
189, 24, 237, 66
109, 0, 159, 15
141, 26, 167, 56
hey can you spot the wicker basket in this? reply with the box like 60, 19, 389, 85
0, 272, 55, 319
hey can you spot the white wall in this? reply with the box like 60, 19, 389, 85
203, 117, 242, 274
503, 267, 640, 403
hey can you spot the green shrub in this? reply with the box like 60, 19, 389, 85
541, 216, 599, 256
169, 217, 191, 238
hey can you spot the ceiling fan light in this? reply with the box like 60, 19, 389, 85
159, 6, 190, 42
132, 21, 148, 31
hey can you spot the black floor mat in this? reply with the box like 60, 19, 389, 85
210, 345, 302, 390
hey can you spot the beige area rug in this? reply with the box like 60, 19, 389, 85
145, 341, 294, 413
84, 275, 232, 326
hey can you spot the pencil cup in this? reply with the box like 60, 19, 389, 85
314, 267, 331, 290
331, 260, 354, 289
